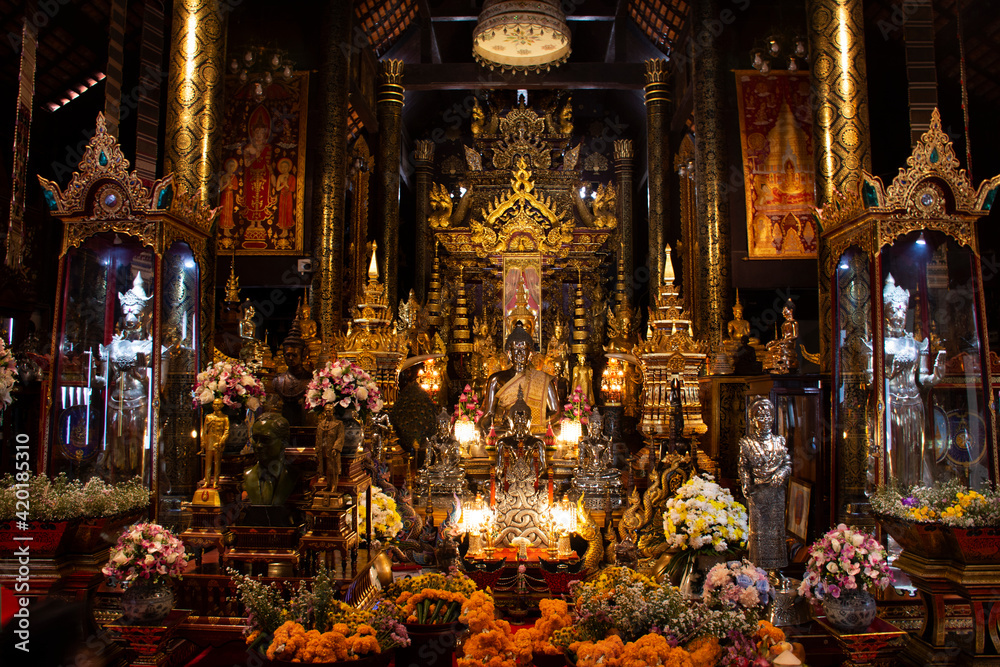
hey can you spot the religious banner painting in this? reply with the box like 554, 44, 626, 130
735, 70, 818, 259
503, 255, 542, 349
220, 72, 309, 254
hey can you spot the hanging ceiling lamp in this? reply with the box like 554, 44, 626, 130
473, 0, 571, 73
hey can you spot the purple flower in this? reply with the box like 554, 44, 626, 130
901, 496, 918, 507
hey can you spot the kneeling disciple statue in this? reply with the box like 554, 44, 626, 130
739, 397, 791, 572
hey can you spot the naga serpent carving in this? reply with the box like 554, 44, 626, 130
575, 494, 604, 572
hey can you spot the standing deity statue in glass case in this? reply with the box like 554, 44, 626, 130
739, 397, 791, 571
879, 273, 947, 486
98, 271, 154, 480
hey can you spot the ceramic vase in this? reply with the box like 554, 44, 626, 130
822, 588, 876, 633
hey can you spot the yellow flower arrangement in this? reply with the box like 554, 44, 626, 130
907, 505, 938, 521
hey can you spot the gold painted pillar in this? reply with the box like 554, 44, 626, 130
810, 0, 872, 373
311, 0, 352, 340
808, 0, 871, 520
808, 0, 871, 206
163, 0, 226, 208
691, 0, 731, 351
644, 60, 669, 289
377, 59, 405, 307
414, 139, 435, 302
614, 139, 635, 284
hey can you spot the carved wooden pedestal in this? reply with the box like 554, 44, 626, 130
299, 455, 369, 577
815, 616, 908, 667
179, 491, 229, 569
105, 609, 194, 667
224, 525, 301, 576
897, 550, 1000, 667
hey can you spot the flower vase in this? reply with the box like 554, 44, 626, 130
822, 589, 877, 633
338, 410, 364, 458
121, 578, 174, 624
221, 405, 250, 454
396, 622, 466, 667
678, 551, 727, 599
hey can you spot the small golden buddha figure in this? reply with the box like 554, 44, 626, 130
764, 299, 799, 374
569, 354, 596, 408
723, 292, 762, 370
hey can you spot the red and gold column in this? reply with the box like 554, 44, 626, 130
163, 0, 226, 208
377, 59, 405, 307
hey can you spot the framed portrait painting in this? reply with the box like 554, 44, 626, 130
787, 477, 811, 541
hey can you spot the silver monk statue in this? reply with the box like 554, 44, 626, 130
739, 397, 791, 571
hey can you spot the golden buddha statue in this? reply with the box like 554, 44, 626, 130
296, 297, 323, 370
764, 299, 799, 374
570, 353, 596, 407
722, 291, 761, 370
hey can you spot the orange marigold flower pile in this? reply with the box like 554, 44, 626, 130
513, 598, 573, 658
685, 636, 722, 667
756, 620, 785, 654
618, 634, 694, 667
266, 619, 389, 663
459, 590, 519, 667
568, 635, 625, 667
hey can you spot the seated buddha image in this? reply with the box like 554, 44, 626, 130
479, 321, 561, 435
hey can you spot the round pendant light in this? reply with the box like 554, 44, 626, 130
473, 0, 572, 73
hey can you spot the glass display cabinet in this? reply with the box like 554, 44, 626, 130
820, 110, 1000, 517
37, 114, 214, 513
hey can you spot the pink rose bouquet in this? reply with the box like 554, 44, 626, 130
102, 522, 189, 587
798, 524, 892, 600
563, 386, 590, 423
453, 385, 484, 423
305, 359, 384, 420
192, 360, 265, 411
703, 559, 773, 611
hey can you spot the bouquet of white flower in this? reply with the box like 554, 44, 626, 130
358, 486, 403, 540
192, 360, 265, 411
663, 474, 748, 553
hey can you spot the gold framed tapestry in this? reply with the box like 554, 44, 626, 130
735, 70, 817, 259
220, 72, 309, 254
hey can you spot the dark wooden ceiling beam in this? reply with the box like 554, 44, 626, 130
403, 62, 646, 90
605, 0, 628, 62
416, 0, 442, 64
